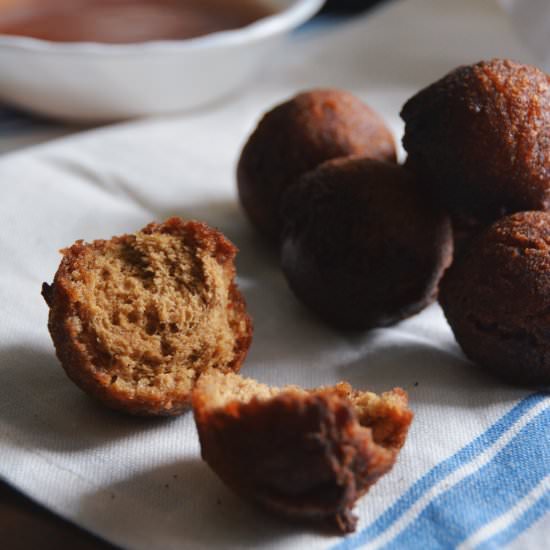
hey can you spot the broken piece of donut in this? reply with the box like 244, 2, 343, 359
192, 370, 413, 533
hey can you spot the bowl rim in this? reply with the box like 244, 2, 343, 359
0, 0, 324, 55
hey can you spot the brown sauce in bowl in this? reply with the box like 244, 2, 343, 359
0, 0, 275, 44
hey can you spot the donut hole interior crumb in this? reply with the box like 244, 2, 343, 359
348, 389, 411, 450
195, 371, 409, 450
66, 230, 240, 399
196, 370, 305, 408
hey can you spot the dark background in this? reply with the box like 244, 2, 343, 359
321, 0, 384, 14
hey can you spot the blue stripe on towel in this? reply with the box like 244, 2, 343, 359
333, 393, 547, 550
384, 405, 550, 549
476, 488, 550, 550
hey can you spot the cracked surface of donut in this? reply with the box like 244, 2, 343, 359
401, 59, 550, 240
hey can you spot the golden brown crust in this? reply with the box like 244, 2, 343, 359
237, 89, 397, 242
281, 158, 453, 330
193, 377, 413, 533
401, 59, 550, 239
440, 211, 550, 386
42, 218, 253, 416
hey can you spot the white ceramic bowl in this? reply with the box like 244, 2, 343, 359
0, 0, 323, 122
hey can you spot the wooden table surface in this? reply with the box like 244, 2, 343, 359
0, 481, 116, 550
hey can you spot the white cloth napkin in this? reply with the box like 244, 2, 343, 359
0, 1, 548, 549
